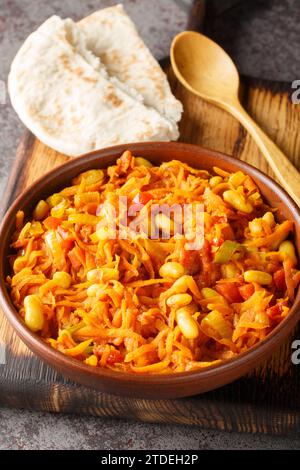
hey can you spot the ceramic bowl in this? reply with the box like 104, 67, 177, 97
0, 142, 299, 398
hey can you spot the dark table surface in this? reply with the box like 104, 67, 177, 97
207, 0, 300, 82
0, 0, 300, 450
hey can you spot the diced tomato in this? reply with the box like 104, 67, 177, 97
61, 238, 74, 252
180, 250, 201, 275
239, 283, 255, 300
139, 192, 153, 205
216, 283, 243, 303
43, 217, 61, 230
106, 350, 123, 365
273, 269, 286, 291
266, 303, 283, 320
222, 225, 235, 240
133, 192, 153, 206
202, 239, 213, 262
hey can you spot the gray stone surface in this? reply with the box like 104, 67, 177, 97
0, 0, 299, 450
1, 406, 300, 450
207, 0, 300, 82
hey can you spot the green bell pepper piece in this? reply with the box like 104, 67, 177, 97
214, 240, 239, 264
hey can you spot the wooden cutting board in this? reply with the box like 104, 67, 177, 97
1, 65, 300, 434
2, 0, 300, 434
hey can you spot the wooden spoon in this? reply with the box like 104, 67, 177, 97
171, 31, 300, 206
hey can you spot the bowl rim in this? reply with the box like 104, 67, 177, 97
1, 141, 300, 388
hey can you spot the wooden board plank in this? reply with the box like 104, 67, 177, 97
2, 73, 300, 432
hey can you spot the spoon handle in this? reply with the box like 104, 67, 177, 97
227, 101, 300, 207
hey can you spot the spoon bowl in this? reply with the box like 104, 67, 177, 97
171, 31, 240, 106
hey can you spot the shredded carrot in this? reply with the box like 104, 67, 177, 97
7, 151, 299, 374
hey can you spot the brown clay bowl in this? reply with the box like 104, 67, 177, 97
0, 142, 299, 399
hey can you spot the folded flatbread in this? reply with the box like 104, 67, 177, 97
79, 4, 183, 123
8, 13, 182, 157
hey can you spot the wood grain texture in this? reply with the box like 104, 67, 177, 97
1, 65, 300, 433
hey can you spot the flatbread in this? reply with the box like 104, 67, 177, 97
8, 16, 180, 157
79, 4, 183, 123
